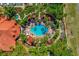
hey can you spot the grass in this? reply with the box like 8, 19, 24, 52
0, 41, 29, 56
64, 4, 78, 55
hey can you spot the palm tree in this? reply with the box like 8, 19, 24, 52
0, 7, 5, 15
4, 6, 16, 18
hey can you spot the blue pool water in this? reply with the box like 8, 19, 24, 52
30, 24, 48, 36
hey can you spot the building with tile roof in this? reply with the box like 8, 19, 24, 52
0, 16, 20, 51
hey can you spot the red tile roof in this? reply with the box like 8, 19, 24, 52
0, 16, 20, 51
27, 36, 33, 45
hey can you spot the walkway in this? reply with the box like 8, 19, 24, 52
54, 22, 62, 44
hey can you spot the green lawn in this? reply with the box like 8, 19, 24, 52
64, 4, 79, 55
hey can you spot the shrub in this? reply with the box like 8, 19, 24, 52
20, 33, 27, 43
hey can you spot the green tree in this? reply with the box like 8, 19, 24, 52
48, 39, 73, 56
19, 17, 28, 26
29, 44, 48, 56
20, 33, 27, 43
4, 6, 16, 18
46, 3, 64, 20
0, 7, 5, 15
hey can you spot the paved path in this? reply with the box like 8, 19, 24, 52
54, 23, 62, 44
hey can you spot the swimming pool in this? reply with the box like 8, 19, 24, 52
30, 24, 48, 36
